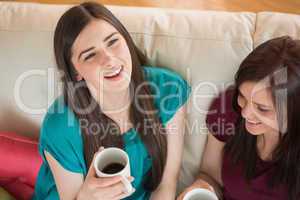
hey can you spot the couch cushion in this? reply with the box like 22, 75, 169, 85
254, 12, 300, 47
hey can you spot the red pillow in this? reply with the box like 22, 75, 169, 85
0, 132, 42, 200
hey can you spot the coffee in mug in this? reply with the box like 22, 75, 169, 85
94, 147, 133, 194
102, 163, 125, 174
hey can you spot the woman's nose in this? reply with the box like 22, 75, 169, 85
98, 49, 113, 67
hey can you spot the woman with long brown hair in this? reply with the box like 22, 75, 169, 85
178, 36, 300, 200
33, 2, 190, 200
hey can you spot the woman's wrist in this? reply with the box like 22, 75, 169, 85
157, 181, 176, 194
159, 176, 178, 189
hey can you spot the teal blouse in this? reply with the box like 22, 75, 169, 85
33, 66, 191, 200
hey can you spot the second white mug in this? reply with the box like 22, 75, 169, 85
183, 188, 218, 200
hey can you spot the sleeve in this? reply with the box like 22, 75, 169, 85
38, 99, 85, 174
206, 88, 238, 142
146, 67, 191, 125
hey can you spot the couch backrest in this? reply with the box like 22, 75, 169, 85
0, 1, 299, 190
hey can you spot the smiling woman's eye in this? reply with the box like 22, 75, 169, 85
84, 52, 96, 61
257, 106, 270, 112
107, 38, 119, 47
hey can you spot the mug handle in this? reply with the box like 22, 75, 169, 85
121, 175, 134, 194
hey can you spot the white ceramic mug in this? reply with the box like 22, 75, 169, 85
183, 188, 218, 200
94, 147, 133, 194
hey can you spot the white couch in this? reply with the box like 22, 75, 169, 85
0, 1, 299, 192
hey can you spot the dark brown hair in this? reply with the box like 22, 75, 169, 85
53, 1, 167, 190
225, 36, 300, 199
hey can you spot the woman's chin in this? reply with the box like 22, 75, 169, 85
103, 80, 131, 93
246, 129, 263, 136
102, 73, 131, 91
245, 123, 264, 136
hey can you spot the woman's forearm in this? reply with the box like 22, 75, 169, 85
196, 171, 223, 199
150, 180, 177, 200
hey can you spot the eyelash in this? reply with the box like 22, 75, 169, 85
257, 106, 270, 112
83, 38, 119, 61
107, 38, 118, 47
84, 52, 96, 61
238, 95, 270, 112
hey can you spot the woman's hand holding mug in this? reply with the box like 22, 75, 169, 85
177, 179, 217, 200
76, 147, 135, 200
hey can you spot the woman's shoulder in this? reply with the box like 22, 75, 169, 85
143, 66, 187, 84
142, 66, 191, 95
142, 66, 191, 124
40, 95, 81, 144
39, 95, 85, 173
43, 96, 75, 126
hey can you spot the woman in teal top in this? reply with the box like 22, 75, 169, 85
33, 2, 190, 200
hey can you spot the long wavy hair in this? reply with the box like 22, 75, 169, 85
225, 36, 300, 199
53, 2, 167, 190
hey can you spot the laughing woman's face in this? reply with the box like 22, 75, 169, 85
237, 81, 280, 136
71, 19, 132, 96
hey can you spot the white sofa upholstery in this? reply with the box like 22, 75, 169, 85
0, 1, 299, 192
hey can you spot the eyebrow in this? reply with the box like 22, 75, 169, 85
78, 47, 95, 61
238, 89, 272, 108
77, 32, 118, 61
103, 32, 118, 42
